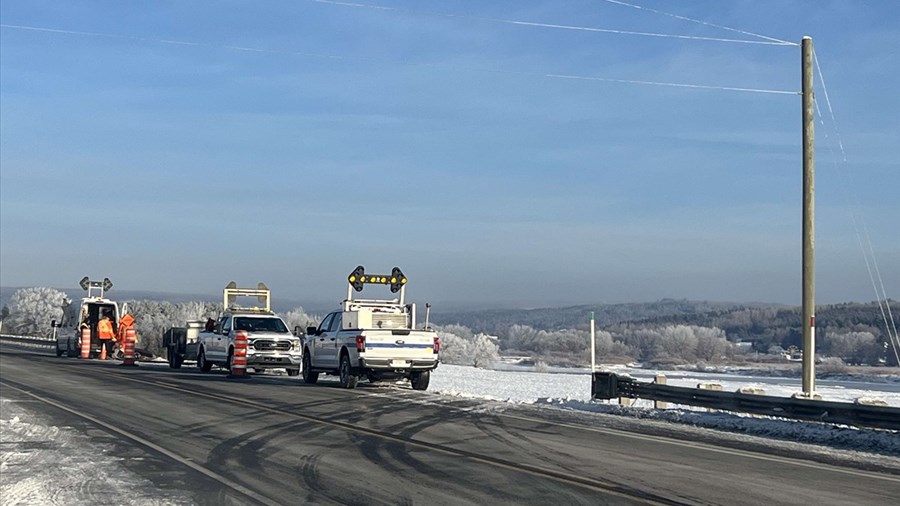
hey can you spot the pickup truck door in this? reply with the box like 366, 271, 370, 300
314, 312, 339, 369
208, 316, 229, 361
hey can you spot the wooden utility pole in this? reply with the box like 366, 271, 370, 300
590, 311, 596, 372
801, 36, 816, 395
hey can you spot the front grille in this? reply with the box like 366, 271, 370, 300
252, 339, 291, 352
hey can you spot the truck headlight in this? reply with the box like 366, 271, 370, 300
291, 340, 300, 351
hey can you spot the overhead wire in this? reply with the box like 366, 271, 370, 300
599, 0, 796, 46
812, 49, 899, 363
306, 0, 795, 46
0, 24, 798, 96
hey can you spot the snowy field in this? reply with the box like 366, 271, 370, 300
432, 363, 900, 407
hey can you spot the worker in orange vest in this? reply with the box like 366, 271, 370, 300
117, 314, 136, 351
98, 314, 116, 359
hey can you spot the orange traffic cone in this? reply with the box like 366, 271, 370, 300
227, 330, 249, 379
79, 328, 91, 359
121, 328, 137, 367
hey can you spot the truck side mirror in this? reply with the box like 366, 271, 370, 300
306, 326, 318, 336
293, 326, 306, 337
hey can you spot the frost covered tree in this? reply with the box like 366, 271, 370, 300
472, 333, 500, 369
126, 300, 221, 357
434, 327, 474, 365
659, 325, 700, 360
694, 326, 730, 363
827, 331, 881, 365
283, 307, 319, 333
7, 287, 69, 336
433, 324, 500, 368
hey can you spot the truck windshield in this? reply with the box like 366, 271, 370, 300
234, 317, 288, 333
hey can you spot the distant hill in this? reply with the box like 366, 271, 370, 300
431, 299, 781, 334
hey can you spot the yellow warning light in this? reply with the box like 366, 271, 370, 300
348, 266, 407, 293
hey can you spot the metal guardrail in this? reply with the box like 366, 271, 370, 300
592, 372, 900, 431
0, 333, 55, 348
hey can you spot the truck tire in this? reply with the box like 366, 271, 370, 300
339, 353, 358, 389
168, 346, 183, 369
198, 349, 212, 373
302, 353, 318, 384
66, 339, 79, 358
410, 371, 430, 391
55, 342, 64, 357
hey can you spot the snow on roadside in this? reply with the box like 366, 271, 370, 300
0, 397, 192, 506
429, 364, 900, 456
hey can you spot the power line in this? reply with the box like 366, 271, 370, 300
812, 49, 899, 362
306, 0, 795, 46
0, 24, 798, 96
546, 73, 796, 95
599, 0, 795, 46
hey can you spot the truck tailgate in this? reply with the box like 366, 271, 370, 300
362, 330, 435, 360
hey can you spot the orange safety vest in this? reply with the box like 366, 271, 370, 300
98, 319, 115, 340
117, 314, 135, 345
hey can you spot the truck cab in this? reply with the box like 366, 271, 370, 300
187, 283, 303, 375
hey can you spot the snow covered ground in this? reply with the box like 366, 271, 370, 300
0, 397, 193, 506
424, 364, 900, 457
442, 363, 900, 407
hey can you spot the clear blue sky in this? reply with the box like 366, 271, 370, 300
1, 0, 897, 309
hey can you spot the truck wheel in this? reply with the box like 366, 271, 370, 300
302, 353, 318, 384
286, 368, 300, 377
339, 353, 358, 389
67, 339, 79, 357
410, 371, 430, 391
55, 342, 64, 357
198, 349, 212, 373
168, 346, 183, 369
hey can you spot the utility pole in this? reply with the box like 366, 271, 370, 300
590, 311, 596, 372
801, 36, 816, 396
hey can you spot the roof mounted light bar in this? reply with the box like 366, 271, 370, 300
346, 266, 407, 306
224, 281, 271, 312
79, 276, 112, 298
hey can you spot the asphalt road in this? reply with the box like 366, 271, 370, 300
1, 345, 898, 506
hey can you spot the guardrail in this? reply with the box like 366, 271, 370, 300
0, 333, 55, 348
592, 372, 900, 431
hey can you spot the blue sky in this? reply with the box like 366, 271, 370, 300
1, 0, 897, 308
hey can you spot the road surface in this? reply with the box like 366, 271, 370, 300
1, 345, 898, 505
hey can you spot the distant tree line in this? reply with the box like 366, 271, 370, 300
3, 288, 896, 367
436, 300, 899, 367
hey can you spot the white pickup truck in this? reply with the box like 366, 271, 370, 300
302, 266, 440, 390
163, 283, 302, 375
